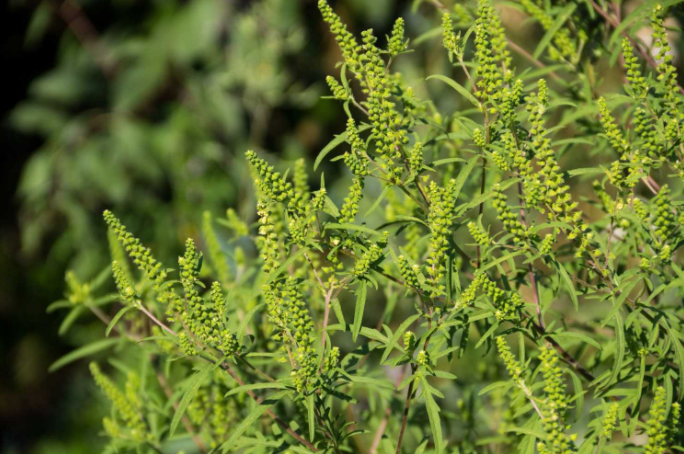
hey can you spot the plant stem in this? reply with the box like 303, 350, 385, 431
394, 367, 416, 454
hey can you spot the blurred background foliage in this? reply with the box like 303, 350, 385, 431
1, 0, 682, 452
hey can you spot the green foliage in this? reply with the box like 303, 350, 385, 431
49, 1, 684, 453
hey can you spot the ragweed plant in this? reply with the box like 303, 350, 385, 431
50, 1, 684, 453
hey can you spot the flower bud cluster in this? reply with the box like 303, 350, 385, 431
598, 98, 631, 159
256, 199, 280, 275
492, 184, 527, 244
645, 386, 669, 454
318, 1, 362, 75
265, 278, 318, 392
467, 221, 489, 246
323, 347, 340, 373
652, 185, 675, 245
537, 346, 576, 454
353, 231, 389, 277
397, 254, 420, 289
601, 402, 619, 439
442, 13, 462, 60
112, 260, 139, 306
340, 177, 365, 223
225, 208, 249, 236
652, 6, 681, 107
417, 350, 430, 366
326, 75, 348, 101
388, 18, 408, 57
474, 0, 508, 102
246, 150, 293, 204
622, 38, 647, 98
409, 142, 423, 173
427, 179, 458, 296
344, 118, 369, 176
65, 271, 90, 305
520, 0, 577, 63
178, 239, 238, 356
90, 362, 146, 441
104, 210, 167, 289
496, 336, 523, 382
404, 331, 417, 355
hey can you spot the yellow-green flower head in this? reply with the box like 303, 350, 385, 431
388, 18, 408, 56
651, 5, 681, 107
353, 231, 389, 277
496, 336, 522, 382
601, 402, 619, 439
409, 142, 423, 172
112, 260, 138, 306
426, 179, 459, 297
397, 255, 420, 289
442, 13, 461, 60
492, 184, 527, 244
537, 346, 575, 454
417, 350, 430, 366
653, 185, 676, 245
467, 221, 489, 246
622, 38, 648, 98
326, 75, 348, 100
104, 210, 167, 289
645, 386, 669, 454
404, 331, 417, 353
245, 150, 294, 204
340, 176, 364, 223
90, 362, 146, 440
319, 1, 362, 74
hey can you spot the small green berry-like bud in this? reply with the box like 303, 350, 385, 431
404, 331, 416, 354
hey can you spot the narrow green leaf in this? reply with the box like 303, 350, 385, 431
352, 281, 367, 342
567, 369, 584, 423
170, 363, 215, 436
263, 248, 308, 287
505, 427, 547, 440
430, 157, 466, 167
475, 322, 499, 349
554, 261, 579, 311
221, 390, 290, 452
567, 167, 605, 177
663, 323, 684, 400
533, 4, 577, 59
420, 375, 444, 454
478, 381, 511, 396
105, 306, 134, 337
479, 250, 524, 273
58, 306, 85, 336
381, 313, 421, 364
427, 74, 480, 108
331, 298, 346, 326
364, 185, 390, 217
324, 223, 381, 237
607, 313, 625, 388
46, 300, 71, 313
313, 124, 371, 170
452, 156, 479, 202
49, 338, 118, 372
238, 303, 265, 340
224, 381, 290, 397
549, 331, 601, 350
348, 374, 395, 390
307, 393, 315, 442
